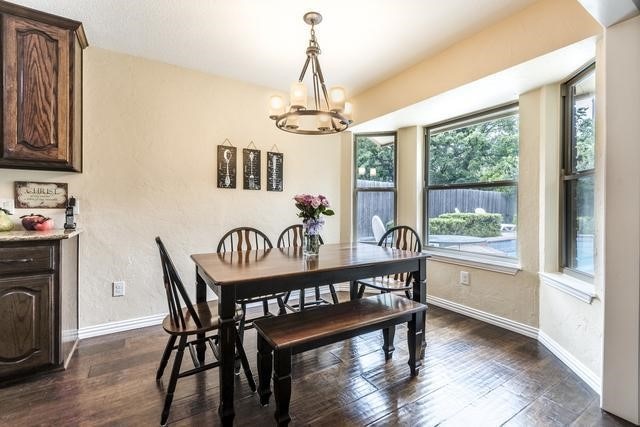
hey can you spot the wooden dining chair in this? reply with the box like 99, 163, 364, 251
216, 227, 288, 358
155, 237, 256, 426
277, 224, 339, 311
356, 225, 423, 299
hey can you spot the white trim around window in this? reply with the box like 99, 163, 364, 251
539, 271, 597, 304
425, 249, 521, 275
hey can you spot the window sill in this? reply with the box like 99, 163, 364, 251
424, 250, 521, 275
539, 272, 596, 304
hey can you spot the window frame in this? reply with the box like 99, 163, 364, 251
423, 102, 520, 260
352, 131, 398, 243
560, 62, 596, 281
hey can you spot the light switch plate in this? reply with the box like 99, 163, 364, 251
0, 199, 15, 215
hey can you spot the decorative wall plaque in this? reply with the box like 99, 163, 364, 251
243, 148, 261, 190
15, 181, 68, 209
217, 145, 237, 188
266, 152, 283, 192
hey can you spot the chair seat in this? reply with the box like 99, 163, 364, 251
162, 301, 243, 336
357, 276, 411, 291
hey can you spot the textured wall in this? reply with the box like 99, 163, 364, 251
0, 47, 342, 328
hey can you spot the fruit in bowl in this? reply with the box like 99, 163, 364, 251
20, 214, 54, 231
0, 208, 14, 232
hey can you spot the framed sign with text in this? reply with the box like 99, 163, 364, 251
14, 181, 68, 209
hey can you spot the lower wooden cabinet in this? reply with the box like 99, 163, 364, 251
0, 274, 54, 377
0, 235, 79, 384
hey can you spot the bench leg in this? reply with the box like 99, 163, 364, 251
273, 348, 292, 426
408, 311, 425, 376
257, 335, 273, 406
382, 326, 396, 361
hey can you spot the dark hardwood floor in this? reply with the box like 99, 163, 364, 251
0, 292, 631, 426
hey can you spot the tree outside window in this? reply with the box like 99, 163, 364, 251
425, 104, 519, 259
354, 133, 396, 243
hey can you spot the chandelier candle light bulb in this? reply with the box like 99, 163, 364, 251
269, 12, 353, 135
317, 114, 331, 131
343, 102, 353, 121
269, 95, 285, 118
290, 82, 307, 109
285, 112, 299, 130
329, 86, 346, 111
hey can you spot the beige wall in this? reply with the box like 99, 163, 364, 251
396, 126, 423, 233
0, 47, 342, 328
601, 15, 640, 424
352, 0, 601, 124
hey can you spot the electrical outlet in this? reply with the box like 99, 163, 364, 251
0, 199, 15, 215
459, 271, 470, 285
112, 281, 126, 297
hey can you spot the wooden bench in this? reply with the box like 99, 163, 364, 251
253, 293, 427, 425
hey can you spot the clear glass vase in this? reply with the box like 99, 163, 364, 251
303, 232, 321, 257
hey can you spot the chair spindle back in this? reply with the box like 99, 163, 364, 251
155, 237, 201, 329
377, 226, 422, 283
217, 227, 273, 253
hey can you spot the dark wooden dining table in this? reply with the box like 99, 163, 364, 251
191, 242, 427, 426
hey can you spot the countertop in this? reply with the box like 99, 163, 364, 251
0, 229, 83, 242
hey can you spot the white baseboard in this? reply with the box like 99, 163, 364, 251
538, 330, 601, 394
426, 295, 601, 394
78, 313, 166, 339
426, 294, 539, 339
77, 288, 601, 396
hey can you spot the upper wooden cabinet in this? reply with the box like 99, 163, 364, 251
0, 1, 87, 172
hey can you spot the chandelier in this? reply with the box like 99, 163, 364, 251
268, 12, 353, 135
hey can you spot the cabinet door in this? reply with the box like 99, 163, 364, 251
0, 274, 53, 378
2, 14, 72, 168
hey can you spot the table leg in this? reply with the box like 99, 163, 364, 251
408, 312, 423, 376
413, 258, 427, 357
349, 280, 358, 300
195, 268, 207, 364
382, 326, 396, 360
218, 286, 237, 426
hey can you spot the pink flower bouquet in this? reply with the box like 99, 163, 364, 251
293, 194, 335, 236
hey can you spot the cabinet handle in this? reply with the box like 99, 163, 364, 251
0, 258, 34, 264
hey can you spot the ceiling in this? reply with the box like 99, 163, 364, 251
10, 0, 536, 95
